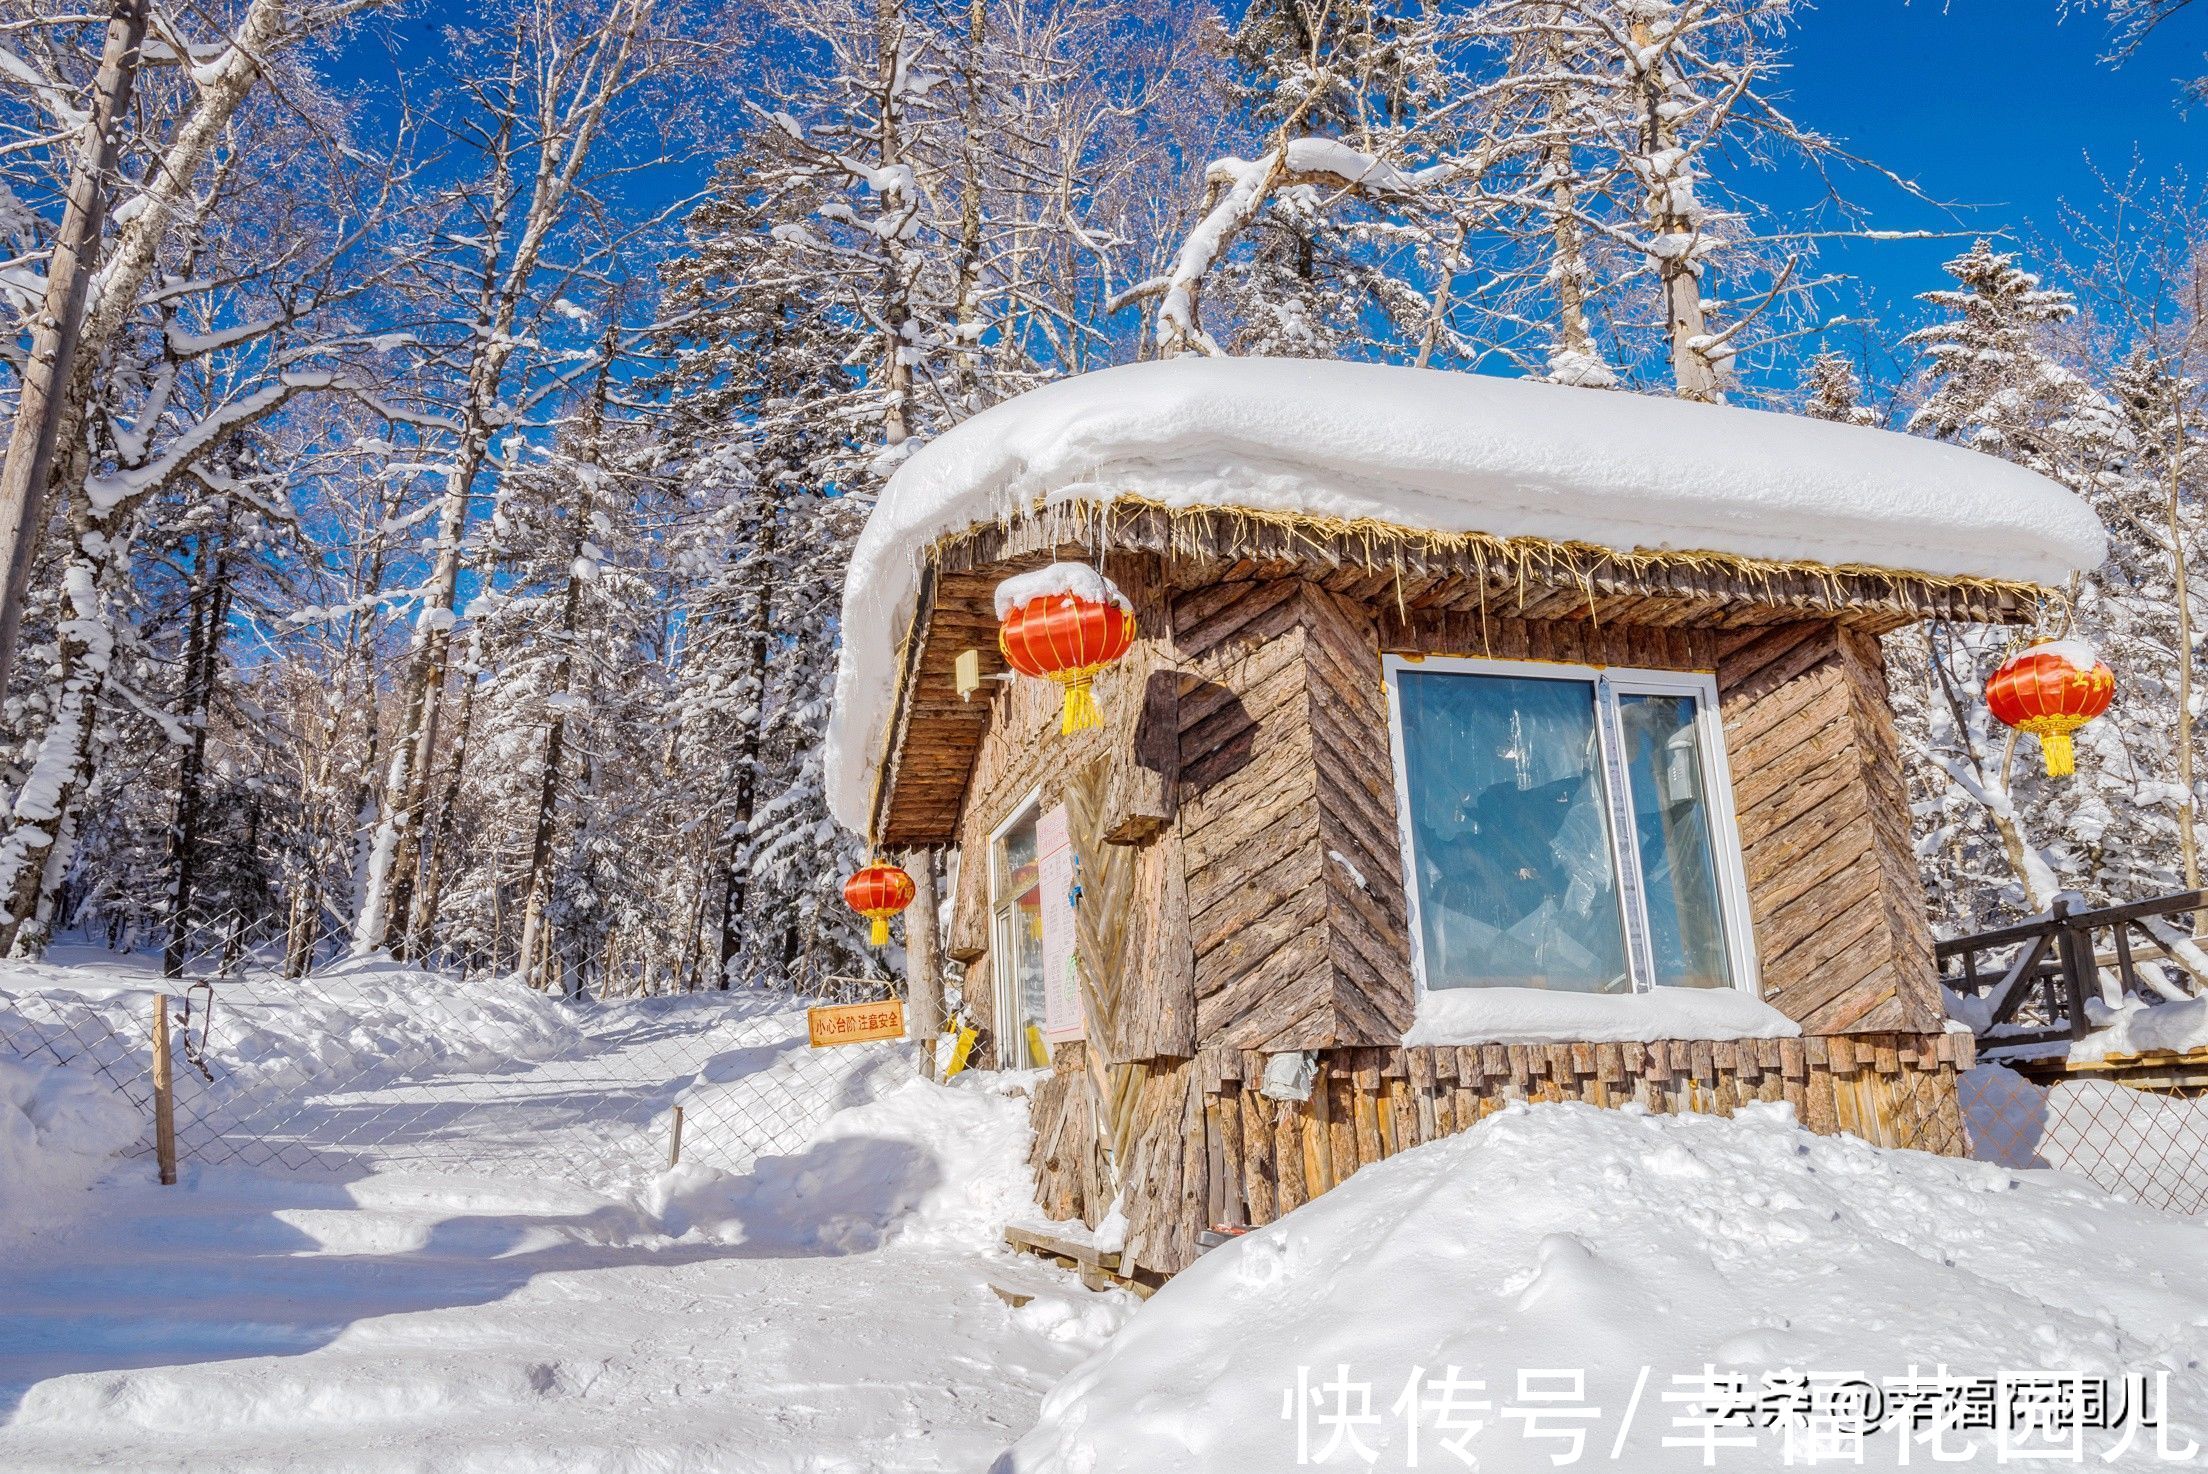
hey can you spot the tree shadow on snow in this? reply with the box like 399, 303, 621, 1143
0, 1131, 938, 1423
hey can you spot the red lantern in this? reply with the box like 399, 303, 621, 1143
996, 562, 1136, 735
1986, 639, 2115, 779
843, 862, 915, 947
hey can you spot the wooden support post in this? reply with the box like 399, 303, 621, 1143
2056, 917, 2094, 1041
904, 848, 942, 1081
151, 994, 176, 1186
668, 1104, 685, 1168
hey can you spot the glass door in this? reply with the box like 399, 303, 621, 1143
988, 797, 1047, 1066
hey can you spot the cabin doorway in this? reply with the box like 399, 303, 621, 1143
988, 791, 1050, 1067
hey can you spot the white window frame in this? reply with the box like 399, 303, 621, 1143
1380, 653, 1760, 999
986, 786, 1045, 1067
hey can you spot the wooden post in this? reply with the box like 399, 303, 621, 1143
2057, 917, 2094, 1041
667, 1105, 685, 1168
903, 848, 943, 1081
151, 993, 176, 1186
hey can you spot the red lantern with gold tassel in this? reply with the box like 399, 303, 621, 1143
843, 861, 915, 947
1986, 638, 2115, 779
996, 562, 1136, 735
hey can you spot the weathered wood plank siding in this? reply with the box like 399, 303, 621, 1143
1030, 1032, 1974, 1280
943, 556, 1196, 1067
1716, 623, 1942, 1033
1175, 579, 1414, 1051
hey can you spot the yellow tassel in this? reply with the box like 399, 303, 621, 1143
1059, 676, 1102, 735
2039, 730, 2075, 779
869, 914, 890, 947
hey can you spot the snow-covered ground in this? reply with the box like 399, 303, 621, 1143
10, 954, 2208, 1472
0, 954, 1130, 1473
1007, 1101, 2208, 1473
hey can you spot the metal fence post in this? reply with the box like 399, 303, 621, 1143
668, 1104, 685, 1168
151, 993, 176, 1185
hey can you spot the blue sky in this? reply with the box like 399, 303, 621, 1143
331, 0, 2200, 390
1773, 0, 2201, 361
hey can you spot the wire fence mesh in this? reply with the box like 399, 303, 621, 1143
1957, 1061, 2208, 1217
7, 916, 2207, 1222
0, 915, 915, 1186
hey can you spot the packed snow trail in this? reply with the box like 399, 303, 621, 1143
0, 1163, 1116, 1473
0, 959, 1131, 1473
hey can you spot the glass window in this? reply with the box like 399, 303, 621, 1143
990, 802, 1047, 1065
1389, 661, 1749, 997
1617, 692, 1734, 990
1396, 670, 1631, 993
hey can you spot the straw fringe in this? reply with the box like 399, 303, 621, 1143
871, 492, 2059, 842
930, 493, 2054, 616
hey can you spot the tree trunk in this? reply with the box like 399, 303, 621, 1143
516, 319, 618, 985
948, 0, 987, 407
2168, 412, 2199, 894
0, 0, 151, 695
0, 545, 117, 953
713, 503, 781, 988
403, 663, 481, 958
875, 0, 913, 448
1629, 16, 1723, 403
162, 511, 234, 978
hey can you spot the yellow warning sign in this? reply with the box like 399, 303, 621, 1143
807, 999, 905, 1047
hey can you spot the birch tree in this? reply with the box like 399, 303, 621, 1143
350, 0, 705, 957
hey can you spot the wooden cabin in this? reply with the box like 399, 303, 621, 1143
824, 358, 2107, 1286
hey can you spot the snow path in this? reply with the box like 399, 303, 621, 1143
0, 1169, 1101, 1472
0, 963, 1128, 1473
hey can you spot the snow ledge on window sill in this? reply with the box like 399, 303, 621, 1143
1402, 985, 1803, 1047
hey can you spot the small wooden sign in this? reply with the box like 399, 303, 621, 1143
808, 998, 905, 1048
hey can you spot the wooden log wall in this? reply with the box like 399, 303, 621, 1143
944, 556, 1196, 1067
933, 552, 1946, 1059
1030, 1031, 1975, 1281
1713, 623, 1943, 1033
1175, 578, 1413, 1051
1026, 1041, 1112, 1228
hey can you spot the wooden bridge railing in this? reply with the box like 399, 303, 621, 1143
1937, 890, 2207, 1051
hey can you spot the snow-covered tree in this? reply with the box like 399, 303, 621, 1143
1892, 238, 2206, 974
1800, 350, 1881, 426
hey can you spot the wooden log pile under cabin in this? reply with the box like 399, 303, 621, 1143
864, 502, 2042, 1286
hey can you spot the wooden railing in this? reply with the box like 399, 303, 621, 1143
1937, 890, 2207, 1051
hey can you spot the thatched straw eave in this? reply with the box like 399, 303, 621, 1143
862, 496, 2054, 851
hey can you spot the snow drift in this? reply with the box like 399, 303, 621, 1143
0, 1055, 140, 1241
0, 955, 587, 1110
1002, 1101, 2208, 1473
2073, 995, 2208, 1065
643, 1072, 1043, 1253
827, 358, 2106, 829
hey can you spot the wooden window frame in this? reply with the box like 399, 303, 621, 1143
1380, 653, 1760, 1000
986, 786, 1045, 1067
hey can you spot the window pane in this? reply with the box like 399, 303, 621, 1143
1397, 670, 1631, 993
1616, 692, 1734, 989
992, 808, 1046, 1063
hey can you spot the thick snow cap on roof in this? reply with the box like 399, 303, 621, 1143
827, 357, 2106, 833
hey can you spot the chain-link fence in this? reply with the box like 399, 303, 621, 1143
0, 921, 915, 1186
11, 921, 2208, 1222
1958, 1060, 2208, 1217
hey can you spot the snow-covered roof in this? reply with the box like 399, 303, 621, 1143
828, 358, 2106, 833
